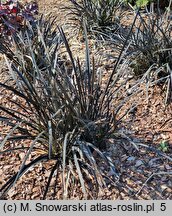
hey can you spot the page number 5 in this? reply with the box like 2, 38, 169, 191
160, 203, 166, 211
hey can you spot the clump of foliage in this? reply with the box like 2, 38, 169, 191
65, 0, 123, 38
127, 11, 172, 103
0, 0, 38, 38
0, 15, 136, 198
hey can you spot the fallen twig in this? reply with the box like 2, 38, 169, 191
136, 171, 172, 196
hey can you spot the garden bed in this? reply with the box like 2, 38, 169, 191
0, 0, 172, 200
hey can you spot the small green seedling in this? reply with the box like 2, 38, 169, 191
158, 140, 169, 152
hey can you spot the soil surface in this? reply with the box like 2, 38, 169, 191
0, 0, 172, 200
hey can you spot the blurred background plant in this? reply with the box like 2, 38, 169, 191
125, 0, 151, 8
0, 0, 38, 39
125, 0, 171, 9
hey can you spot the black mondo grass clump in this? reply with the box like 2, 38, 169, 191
65, 0, 123, 39
0, 15, 136, 199
128, 11, 172, 102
